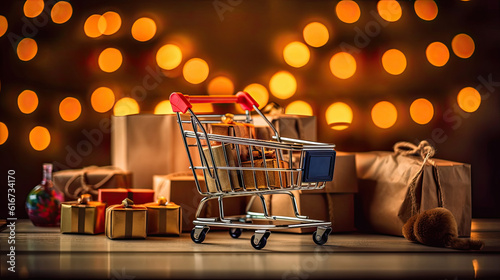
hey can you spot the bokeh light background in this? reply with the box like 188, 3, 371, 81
0, 0, 499, 218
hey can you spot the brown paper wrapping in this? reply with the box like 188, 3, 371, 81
105, 203, 147, 239
242, 159, 289, 189
111, 114, 201, 188
145, 202, 182, 236
60, 201, 106, 234
355, 144, 472, 237
208, 123, 255, 161
203, 144, 241, 192
53, 166, 132, 201
253, 115, 317, 141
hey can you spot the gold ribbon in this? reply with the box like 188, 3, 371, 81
62, 166, 123, 199
394, 141, 444, 217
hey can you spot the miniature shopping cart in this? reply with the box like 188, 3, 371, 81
169, 91, 336, 249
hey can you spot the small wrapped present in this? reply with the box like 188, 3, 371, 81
203, 144, 241, 192
105, 198, 147, 239
208, 119, 255, 162
60, 194, 106, 234
144, 197, 182, 236
355, 141, 472, 236
241, 159, 289, 189
53, 166, 132, 201
98, 188, 155, 206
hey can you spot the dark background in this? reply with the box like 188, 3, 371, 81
1, 0, 499, 219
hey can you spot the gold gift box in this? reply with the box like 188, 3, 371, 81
60, 195, 106, 234
105, 199, 147, 239
144, 199, 182, 236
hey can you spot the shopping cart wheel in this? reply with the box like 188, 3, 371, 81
251, 230, 270, 250
229, 228, 242, 238
312, 226, 332, 245
191, 226, 209, 244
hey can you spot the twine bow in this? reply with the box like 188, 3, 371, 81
63, 166, 120, 199
394, 141, 444, 217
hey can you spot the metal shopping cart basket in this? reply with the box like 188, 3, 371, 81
169, 91, 336, 249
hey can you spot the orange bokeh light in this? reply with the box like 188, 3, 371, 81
457, 87, 481, 113
410, 98, 434, 125
371, 101, 398, 129
114, 97, 140, 116
426, 41, 450, 67
0, 122, 8, 145
183, 58, 209, 84
377, 0, 402, 22
452, 33, 475, 59
336, 0, 361, 24
59, 97, 82, 122
84, 14, 106, 38
243, 83, 269, 109
330, 52, 357, 79
414, 0, 438, 21
18, 90, 39, 114
24, 0, 44, 18
303, 22, 329, 48
91, 87, 115, 113
283, 41, 310, 68
269, 71, 297, 99
156, 44, 183, 70
154, 100, 174, 115
100, 11, 121, 35
285, 100, 313, 116
98, 48, 123, 73
17, 38, 38, 61
51, 1, 73, 24
208, 76, 234, 95
325, 102, 353, 130
131, 17, 157, 42
0, 15, 8, 37
382, 49, 407, 75
29, 126, 51, 151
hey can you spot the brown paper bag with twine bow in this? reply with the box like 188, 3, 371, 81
355, 141, 471, 236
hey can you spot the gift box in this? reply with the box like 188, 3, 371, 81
53, 166, 132, 201
98, 188, 155, 207
241, 159, 289, 189
60, 194, 106, 234
355, 141, 472, 236
208, 122, 255, 161
105, 198, 147, 239
253, 115, 316, 141
144, 198, 182, 236
153, 172, 246, 232
111, 114, 201, 188
203, 144, 241, 192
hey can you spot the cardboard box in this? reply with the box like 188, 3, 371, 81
105, 201, 147, 239
144, 201, 182, 236
303, 152, 358, 193
60, 199, 106, 234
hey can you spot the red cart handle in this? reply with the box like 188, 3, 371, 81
169, 91, 259, 113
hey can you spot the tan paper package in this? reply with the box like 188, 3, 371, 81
355, 141, 472, 236
60, 195, 106, 234
202, 144, 241, 192
144, 199, 182, 236
105, 199, 147, 239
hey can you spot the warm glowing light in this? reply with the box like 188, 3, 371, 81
154, 100, 174, 114
410, 98, 434, 125
414, 0, 438, 21
472, 259, 479, 279
131, 17, 156, 42
382, 49, 407, 75
84, 14, 106, 38
183, 58, 209, 84
18, 90, 39, 114
329, 52, 356, 79
59, 97, 82, 122
51, 1, 72, 24
0, 16, 8, 37
426, 41, 450, 67
325, 102, 353, 130
303, 22, 329, 48
0, 122, 8, 145
17, 38, 38, 61
100, 11, 121, 35
283, 41, 310, 68
98, 48, 123, 73
24, 0, 44, 18
156, 44, 183, 70
192, 103, 214, 113
371, 101, 397, 129
29, 126, 51, 151
377, 0, 402, 22
208, 76, 234, 95
243, 83, 269, 109
336, 1, 361, 24
114, 97, 140, 116
91, 87, 115, 113
285, 100, 313, 116
269, 71, 297, 99
452, 33, 475, 59
457, 87, 481, 113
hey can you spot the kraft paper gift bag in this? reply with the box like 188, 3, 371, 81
111, 114, 200, 188
355, 141, 472, 236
